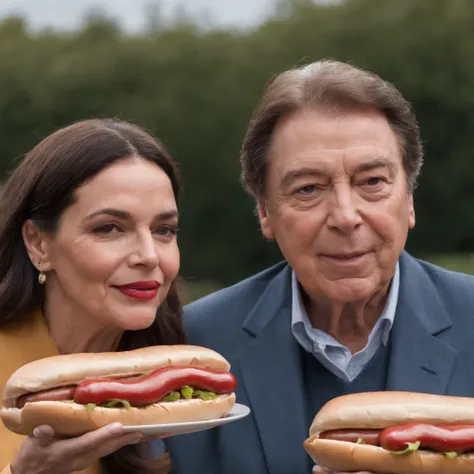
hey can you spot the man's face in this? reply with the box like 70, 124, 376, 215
257, 107, 415, 303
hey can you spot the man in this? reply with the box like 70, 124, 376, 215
164, 60, 474, 474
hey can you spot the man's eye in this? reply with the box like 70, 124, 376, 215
365, 177, 385, 186
296, 184, 317, 195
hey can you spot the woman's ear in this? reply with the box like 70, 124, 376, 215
21, 220, 53, 271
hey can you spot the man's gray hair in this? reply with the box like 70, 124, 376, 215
240, 59, 423, 197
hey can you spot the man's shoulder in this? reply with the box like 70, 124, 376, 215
183, 261, 288, 327
404, 252, 474, 302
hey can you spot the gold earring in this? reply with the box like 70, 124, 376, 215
38, 263, 46, 285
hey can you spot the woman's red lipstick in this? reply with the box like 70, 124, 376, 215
114, 281, 161, 300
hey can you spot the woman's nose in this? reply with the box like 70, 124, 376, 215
128, 233, 159, 268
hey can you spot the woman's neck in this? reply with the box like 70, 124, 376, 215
43, 294, 122, 355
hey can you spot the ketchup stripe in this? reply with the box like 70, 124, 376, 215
74, 365, 237, 406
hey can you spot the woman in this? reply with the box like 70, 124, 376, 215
0, 118, 186, 474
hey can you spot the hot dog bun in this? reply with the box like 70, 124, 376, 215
304, 391, 474, 474
1, 394, 236, 437
1, 345, 236, 436
310, 391, 474, 433
304, 438, 474, 474
4, 344, 230, 401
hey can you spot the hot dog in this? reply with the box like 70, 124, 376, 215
0, 345, 237, 436
16, 386, 76, 408
304, 391, 474, 474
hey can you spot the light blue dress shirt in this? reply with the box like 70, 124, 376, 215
291, 262, 400, 382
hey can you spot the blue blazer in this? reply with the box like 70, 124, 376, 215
164, 252, 474, 474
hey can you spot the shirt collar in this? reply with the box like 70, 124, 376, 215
291, 261, 400, 346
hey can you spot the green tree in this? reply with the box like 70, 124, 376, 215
0, 0, 473, 289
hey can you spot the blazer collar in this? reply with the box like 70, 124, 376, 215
386, 252, 456, 394
238, 276, 311, 474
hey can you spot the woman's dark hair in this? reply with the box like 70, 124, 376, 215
0, 118, 186, 474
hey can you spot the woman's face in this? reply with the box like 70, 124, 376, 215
31, 157, 180, 332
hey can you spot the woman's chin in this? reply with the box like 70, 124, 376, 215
115, 311, 157, 331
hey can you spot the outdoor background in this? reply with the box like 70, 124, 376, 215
0, 0, 473, 302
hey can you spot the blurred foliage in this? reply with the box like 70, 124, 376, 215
181, 251, 474, 302
0, 0, 474, 290
426, 254, 474, 276
183, 253, 474, 302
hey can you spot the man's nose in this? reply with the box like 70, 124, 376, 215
326, 189, 363, 234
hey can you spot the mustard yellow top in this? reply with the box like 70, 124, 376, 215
0, 312, 101, 474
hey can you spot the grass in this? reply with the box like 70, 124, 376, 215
182, 253, 474, 303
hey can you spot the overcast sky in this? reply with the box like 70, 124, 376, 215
0, 0, 281, 31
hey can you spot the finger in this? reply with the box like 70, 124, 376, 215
64, 432, 144, 473
143, 432, 173, 441
59, 423, 130, 456
312, 468, 327, 474
311, 468, 362, 474
93, 432, 144, 458
31, 425, 57, 446
313, 471, 377, 474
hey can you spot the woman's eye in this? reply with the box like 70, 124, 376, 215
93, 224, 121, 234
154, 225, 179, 237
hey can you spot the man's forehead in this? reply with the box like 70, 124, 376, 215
275, 148, 400, 180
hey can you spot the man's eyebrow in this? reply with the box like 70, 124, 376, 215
86, 208, 179, 220
354, 157, 397, 176
279, 157, 397, 188
280, 167, 326, 188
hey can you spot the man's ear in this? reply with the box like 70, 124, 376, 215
408, 194, 416, 229
21, 220, 53, 271
256, 199, 275, 241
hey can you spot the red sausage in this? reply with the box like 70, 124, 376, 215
16, 386, 76, 408
74, 366, 237, 406
319, 429, 380, 445
380, 423, 474, 453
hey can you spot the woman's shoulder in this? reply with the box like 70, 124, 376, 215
0, 310, 58, 382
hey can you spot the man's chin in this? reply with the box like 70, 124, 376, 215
320, 278, 382, 303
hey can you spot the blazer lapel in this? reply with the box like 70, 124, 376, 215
387, 252, 457, 394
237, 266, 310, 474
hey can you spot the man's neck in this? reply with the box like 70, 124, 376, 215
303, 282, 391, 353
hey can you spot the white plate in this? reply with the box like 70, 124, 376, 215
122, 403, 251, 436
